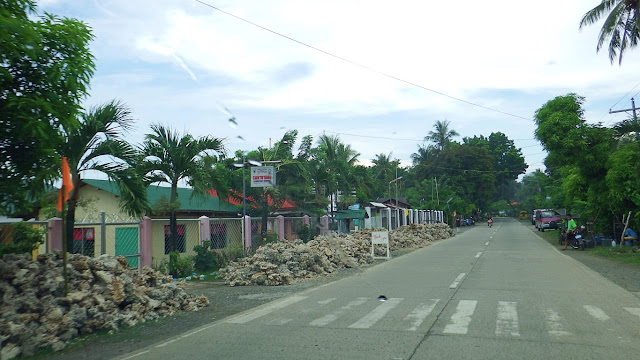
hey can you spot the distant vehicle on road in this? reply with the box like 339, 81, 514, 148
531, 209, 538, 225
535, 209, 562, 231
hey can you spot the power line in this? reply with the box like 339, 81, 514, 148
193, 0, 532, 122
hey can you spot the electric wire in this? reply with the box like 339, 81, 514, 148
193, 0, 531, 121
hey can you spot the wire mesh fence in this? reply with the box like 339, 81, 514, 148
208, 218, 243, 250
282, 217, 305, 241
0, 221, 49, 254
151, 219, 200, 257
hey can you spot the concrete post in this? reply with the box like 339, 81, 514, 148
302, 215, 310, 226
244, 215, 252, 254
48, 217, 63, 252
100, 211, 106, 255
199, 216, 210, 246
409, 209, 414, 224
277, 215, 285, 242
321, 215, 329, 236
386, 208, 392, 230
139, 216, 152, 269
396, 209, 401, 228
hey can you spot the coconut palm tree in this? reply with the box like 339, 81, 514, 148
59, 100, 147, 253
580, 0, 640, 64
140, 124, 225, 253
425, 120, 459, 151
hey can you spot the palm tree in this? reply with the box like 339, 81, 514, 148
140, 124, 225, 253
425, 120, 459, 151
315, 134, 360, 213
580, 0, 640, 64
59, 100, 147, 253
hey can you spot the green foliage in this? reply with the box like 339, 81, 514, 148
193, 241, 217, 272
0, 0, 96, 215
579, 0, 640, 65
0, 222, 44, 256
226, 242, 244, 262
168, 251, 194, 278
296, 225, 313, 243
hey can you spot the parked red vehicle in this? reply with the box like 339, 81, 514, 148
535, 209, 562, 232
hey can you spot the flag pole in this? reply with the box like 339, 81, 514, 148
61, 184, 69, 297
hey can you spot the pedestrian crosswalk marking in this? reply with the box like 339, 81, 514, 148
443, 300, 477, 334
624, 307, 640, 318
544, 309, 571, 336
496, 301, 520, 336
583, 305, 610, 321
318, 298, 337, 305
348, 298, 404, 329
485, 242, 489, 246
475, 252, 483, 258
225, 295, 307, 324
405, 299, 440, 331
310, 297, 368, 327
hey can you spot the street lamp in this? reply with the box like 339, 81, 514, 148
233, 157, 262, 255
389, 176, 403, 228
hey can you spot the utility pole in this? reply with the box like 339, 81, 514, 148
610, 98, 638, 120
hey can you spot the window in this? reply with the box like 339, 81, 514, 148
164, 224, 186, 254
73, 227, 95, 256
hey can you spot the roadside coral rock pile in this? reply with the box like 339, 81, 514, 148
389, 223, 453, 250
0, 253, 209, 360
220, 223, 452, 286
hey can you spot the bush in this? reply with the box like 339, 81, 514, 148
193, 241, 217, 271
264, 232, 278, 244
169, 251, 193, 278
0, 222, 44, 256
226, 242, 244, 262
296, 225, 313, 243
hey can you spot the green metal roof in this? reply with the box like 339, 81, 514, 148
334, 209, 366, 220
82, 179, 238, 213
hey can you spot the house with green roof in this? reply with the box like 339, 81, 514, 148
72, 179, 243, 264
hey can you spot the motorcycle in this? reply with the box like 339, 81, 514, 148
558, 228, 585, 250
487, 218, 493, 228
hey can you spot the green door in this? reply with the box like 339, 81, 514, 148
115, 227, 139, 268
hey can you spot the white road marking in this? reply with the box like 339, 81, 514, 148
318, 298, 337, 305
485, 242, 489, 246
583, 305, 610, 321
496, 301, 520, 336
443, 300, 477, 334
121, 350, 150, 360
348, 298, 404, 329
449, 273, 466, 289
624, 307, 640, 318
544, 309, 571, 336
225, 295, 307, 324
405, 299, 440, 331
475, 252, 483, 258
310, 297, 368, 326
267, 318, 292, 325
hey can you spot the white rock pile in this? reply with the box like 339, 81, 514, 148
0, 253, 209, 360
220, 223, 452, 286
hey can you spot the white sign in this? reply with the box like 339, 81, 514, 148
251, 166, 276, 187
371, 231, 390, 259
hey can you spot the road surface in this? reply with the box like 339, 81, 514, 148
114, 218, 640, 360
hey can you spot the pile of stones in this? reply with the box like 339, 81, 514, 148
220, 223, 452, 286
0, 253, 209, 360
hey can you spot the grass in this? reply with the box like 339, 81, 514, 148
533, 226, 640, 268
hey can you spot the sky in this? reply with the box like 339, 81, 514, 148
37, 0, 640, 176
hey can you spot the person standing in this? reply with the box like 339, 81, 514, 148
562, 213, 577, 251
455, 217, 461, 233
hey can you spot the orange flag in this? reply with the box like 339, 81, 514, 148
57, 157, 74, 212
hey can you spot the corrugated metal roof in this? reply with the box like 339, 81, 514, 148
82, 179, 238, 213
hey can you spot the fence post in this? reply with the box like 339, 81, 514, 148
302, 215, 310, 226
100, 211, 106, 255
48, 217, 63, 252
321, 215, 329, 236
244, 215, 252, 255
199, 216, 210, 246
277, 215, 285, 242
139, 216, 152, 269
386, 208, 392, 230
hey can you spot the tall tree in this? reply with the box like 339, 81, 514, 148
425, 120, 459, 151
0, 0, 95, 214
580, 0, 640, 64
140, 124, 225, 252
59, 100, 147, 252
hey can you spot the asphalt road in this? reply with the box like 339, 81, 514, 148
113, 218, 640, 360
